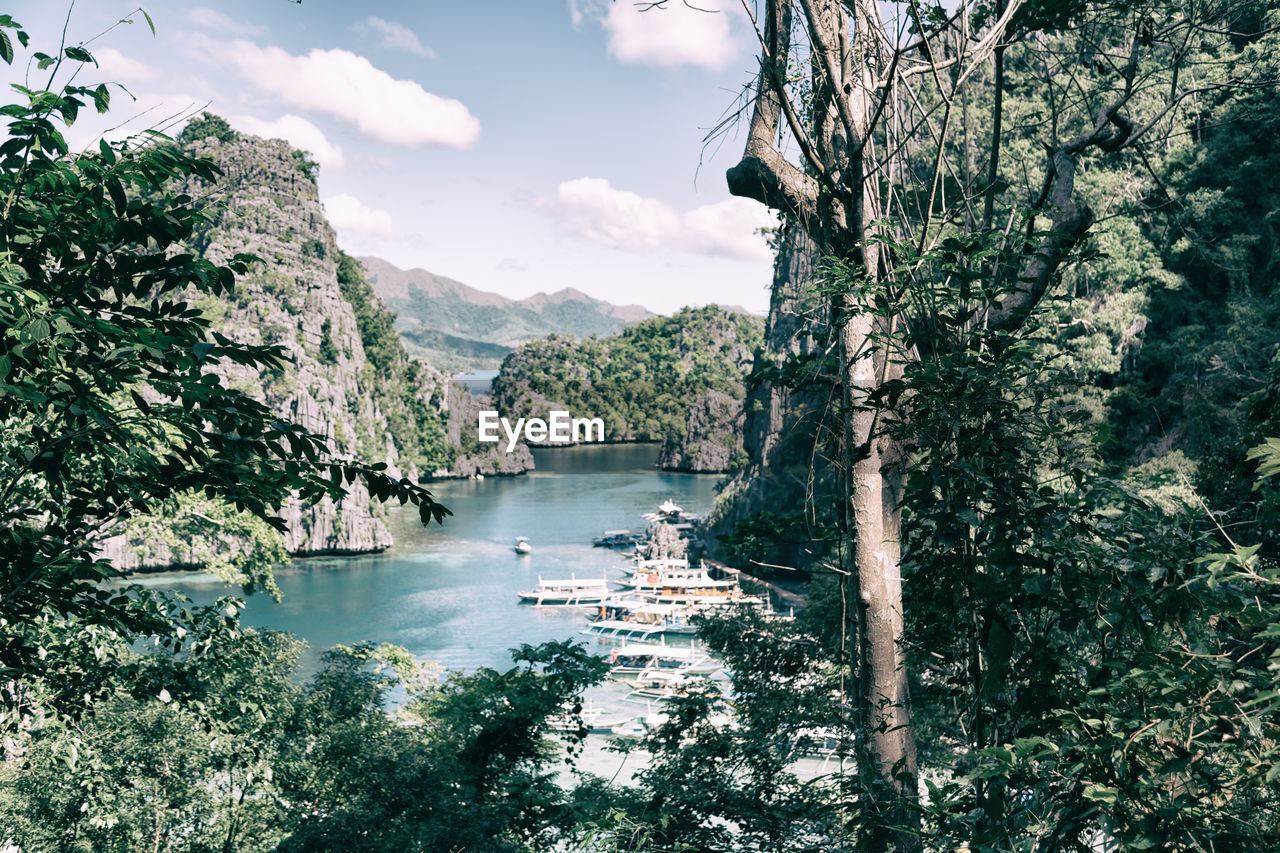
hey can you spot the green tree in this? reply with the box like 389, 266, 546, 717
0, 15, 447, 742
718, 1, 1278, 844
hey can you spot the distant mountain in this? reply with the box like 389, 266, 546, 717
358, 256, 652, 372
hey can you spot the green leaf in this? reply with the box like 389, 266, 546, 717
1083, 784, 1119, 804
64, 45, 94, 64
106, 176, 126, 214
0, 30, 12, 65
142, 9, 156, 35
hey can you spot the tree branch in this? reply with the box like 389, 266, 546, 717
726, 0, 821, 226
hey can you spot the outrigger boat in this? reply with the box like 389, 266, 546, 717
548, 699, 632, 735
608, 708, 668, 739
621, 563, 766, 607
607, 641, 719, 676
517, 573, 611, 606
624, 669, 696, 702
631, 557, 690, 573
582, 598, 698, 640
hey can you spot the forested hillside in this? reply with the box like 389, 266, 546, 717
490, 305, 763, 471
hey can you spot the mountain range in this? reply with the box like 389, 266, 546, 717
357, 256, 652, 372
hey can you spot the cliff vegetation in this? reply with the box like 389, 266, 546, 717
490, 305, 763, 471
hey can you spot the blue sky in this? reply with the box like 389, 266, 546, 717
5, 1, 778, 314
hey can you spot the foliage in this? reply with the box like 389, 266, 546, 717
0, 634, 614, 853
176, 111, 237, 146
491, 305, 762, 454
0, 17, 446, 743
318, 317, 339, 365
335, 251, 452, 472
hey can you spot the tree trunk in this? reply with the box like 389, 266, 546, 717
842, 305, 919, 849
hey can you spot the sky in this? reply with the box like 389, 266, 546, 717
3, 1, 780, 314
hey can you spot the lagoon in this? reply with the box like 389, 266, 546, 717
152, 444, 719, 675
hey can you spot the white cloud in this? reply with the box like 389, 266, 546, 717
356, 16, 435, 58
323, 194, 394, 236
604, 2, 740, 70
231, 114, 346, 169
189, 7, 267, 37
223, 41, 480, 148
548, 177, 774, 262
567, 0, 608, 29
94, 47, 155, 81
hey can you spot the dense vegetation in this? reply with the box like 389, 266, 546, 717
0, 631, 613, 852
491, 305, 762, 459
5, 4, 1280, 853
335, 252, 452, 473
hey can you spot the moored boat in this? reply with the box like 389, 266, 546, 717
582, 598, 698, 639
549, 699, 632, 735
592, 529, 640, 548
607, 641, 718, 676
621, 562, 766, 607
516, 573, 610, 606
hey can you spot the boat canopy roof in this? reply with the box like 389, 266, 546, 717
536, 575, 609, 589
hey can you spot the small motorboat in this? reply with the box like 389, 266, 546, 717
514, 537, 532, 555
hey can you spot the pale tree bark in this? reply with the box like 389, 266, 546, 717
723, 0, 1266, 847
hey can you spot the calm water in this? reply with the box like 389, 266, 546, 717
147, 444, 821, 784
152, 444, 718, 674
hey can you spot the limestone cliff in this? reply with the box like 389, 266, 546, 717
702, 226, 837, 571
102, 120, 528, 571
656, 389, 746, 472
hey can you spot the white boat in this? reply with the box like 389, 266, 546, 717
607, 641, 718, 676
631, 557, 690, 573
582, 598, 699, 639
624, 669, 698, 701
621, 563, 766, 607
609, 708, 669, 738
516, 573, 610, 606
549, 699, 632, 735
514, 537, 532, 554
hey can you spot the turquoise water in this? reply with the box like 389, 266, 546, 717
156, 444, 719, 674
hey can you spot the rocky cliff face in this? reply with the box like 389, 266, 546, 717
102, 125, 529, 571
175, 133, 399, 557
702, 226, 836, 569
657, 389, 746, 472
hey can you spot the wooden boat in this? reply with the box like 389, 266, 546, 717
607, 641, 718, 676
624, 669, 699, 701
592, 529, 639, 548
621, 562, 766, 607
582, 598, 698, 640
516, 573, 610, 606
